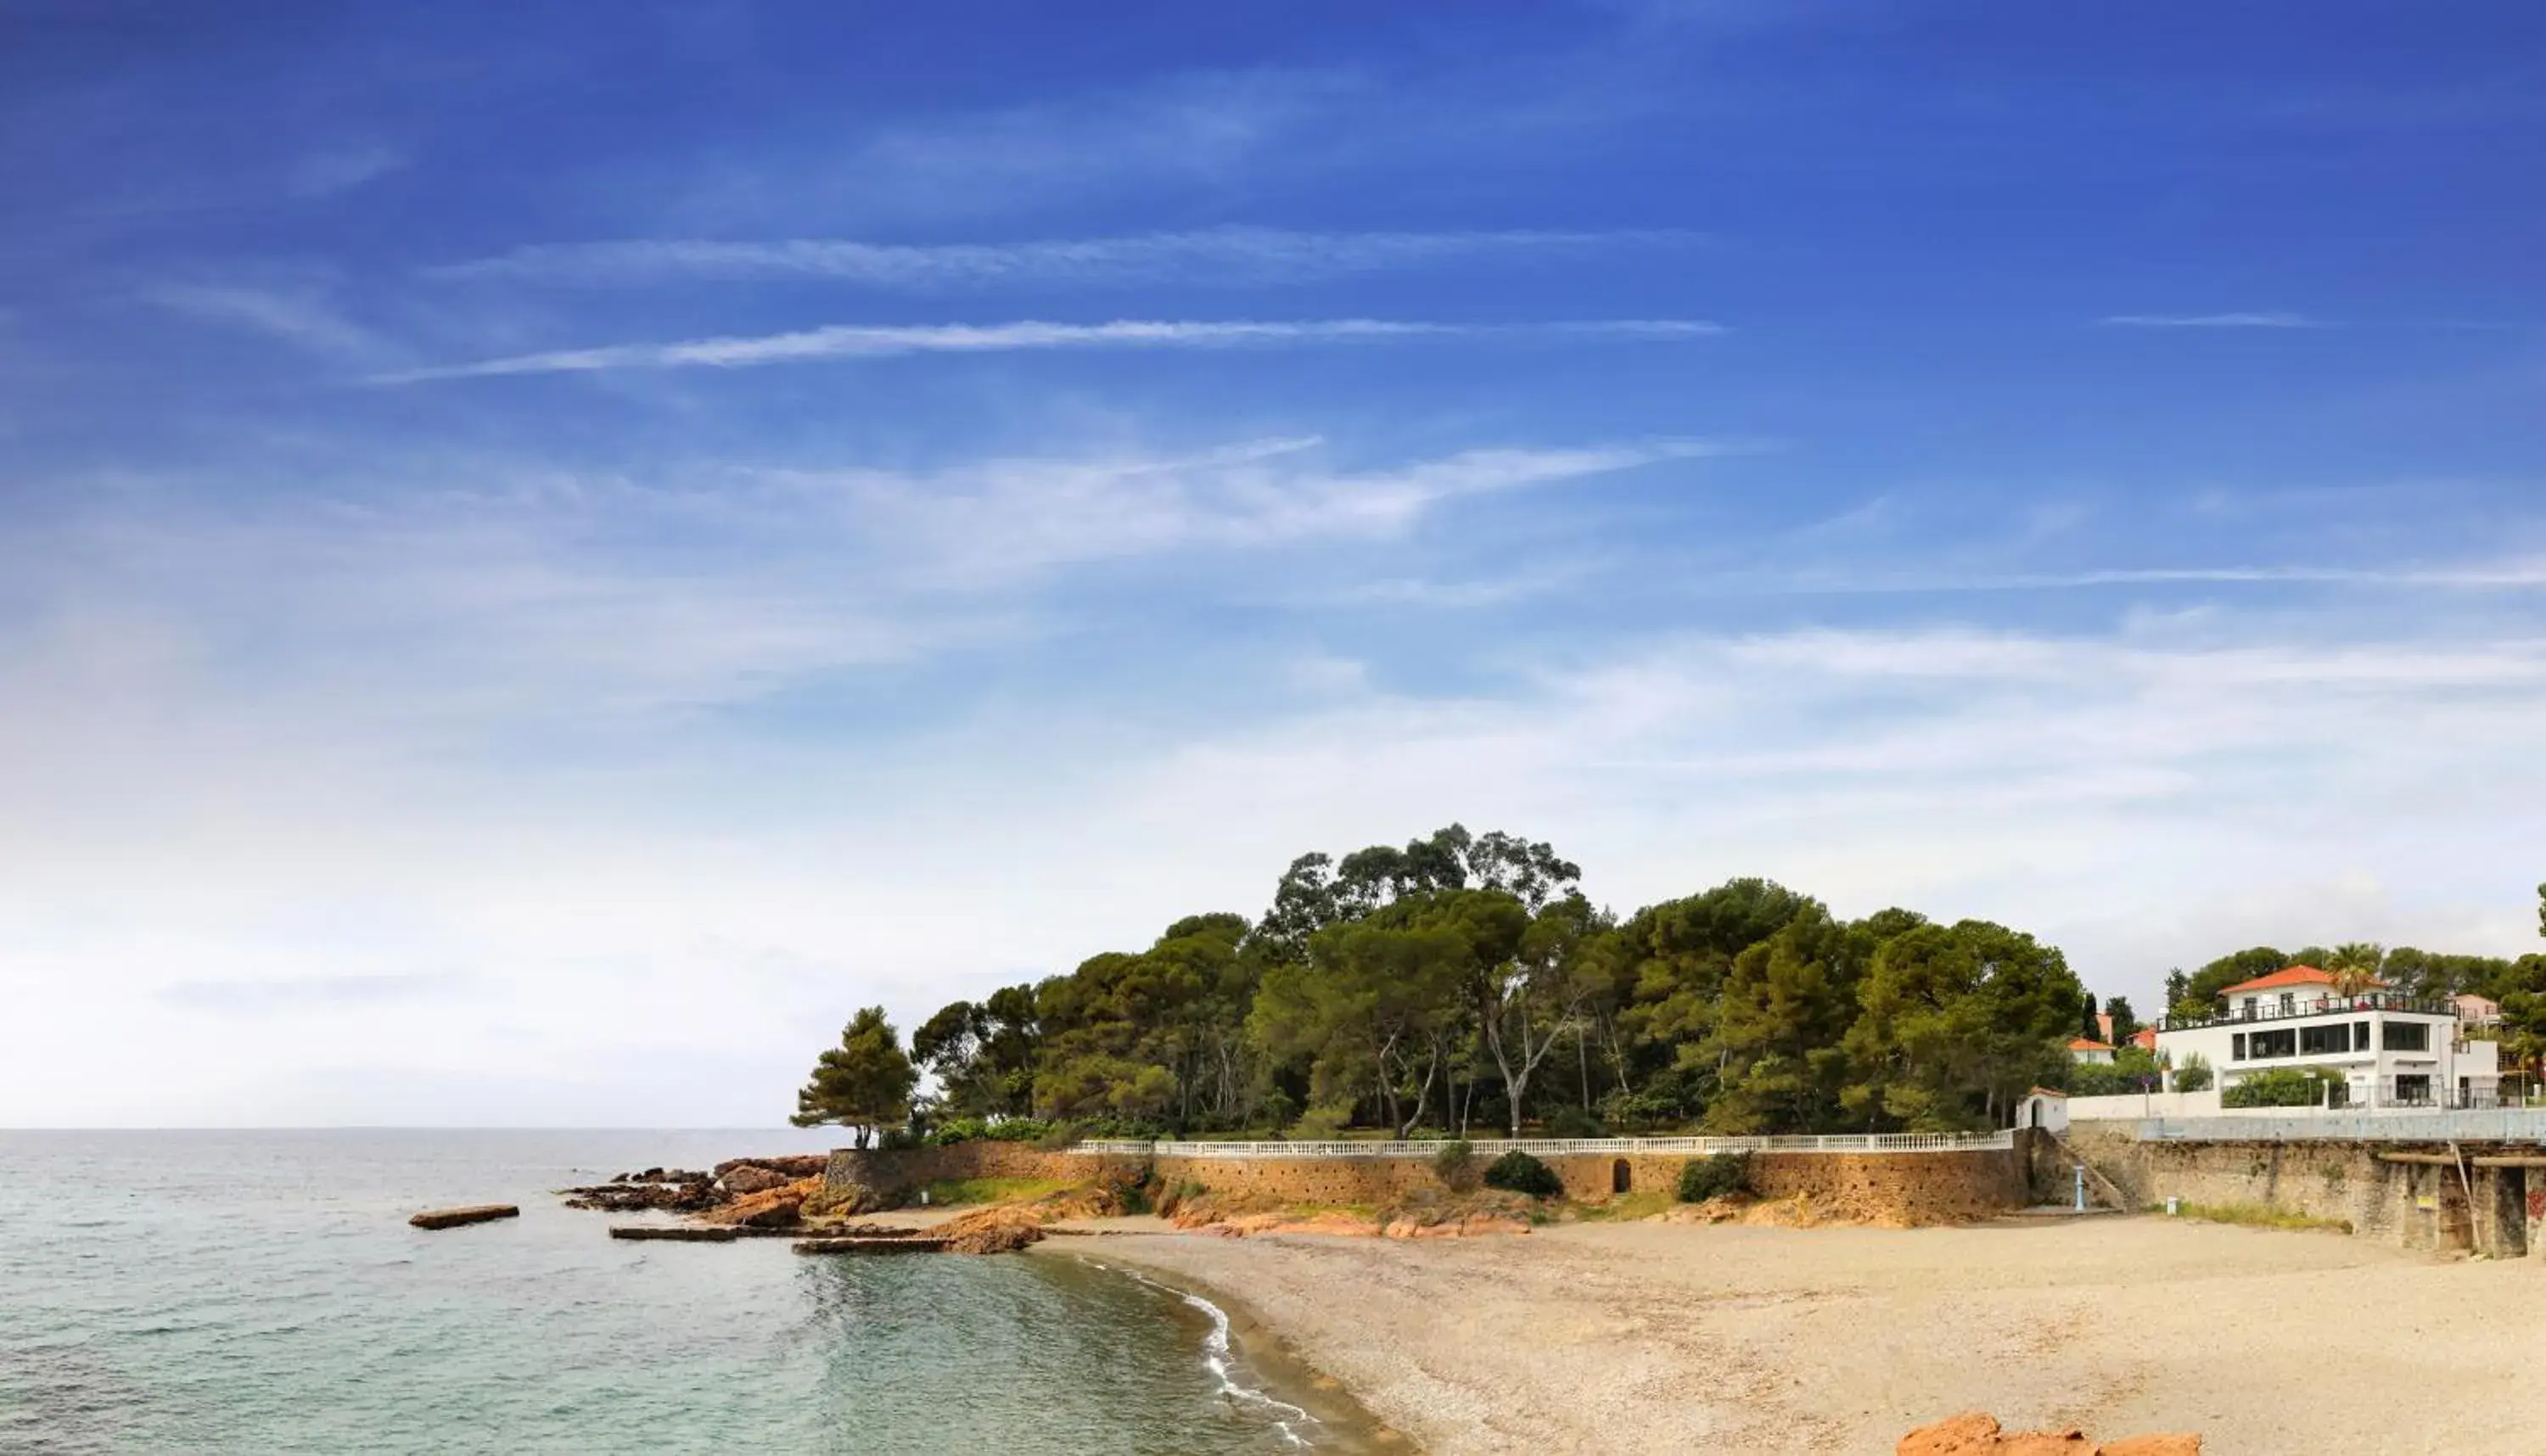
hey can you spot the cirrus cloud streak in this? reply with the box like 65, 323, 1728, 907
373, 316, 1724, 382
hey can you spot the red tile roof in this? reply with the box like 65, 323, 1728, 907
2068, 1037, 2115, 1050
2129, 1027, 2158, 1049
2217, 964, 2390, 997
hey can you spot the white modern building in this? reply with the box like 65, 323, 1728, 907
2155, 965, 2501, 1109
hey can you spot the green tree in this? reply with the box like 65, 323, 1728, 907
1250, 897, 1473, 1134
1698, 908, 1888, 1134
1840, 920, 2084, 1132
2172, 947, 2288, 1022
911, 983, 1040, 1119
1612, 879, 1823, 1117
791, 1006, 918, 1146
2103, 996, 2140, 1045
1478, 889, 1593, 1136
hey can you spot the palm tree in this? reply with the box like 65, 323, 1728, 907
2325, 943, 2385, 1000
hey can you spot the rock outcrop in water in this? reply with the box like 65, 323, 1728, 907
561, 1157, 838, 1221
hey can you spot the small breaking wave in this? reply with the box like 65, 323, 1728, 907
1096, 1262, 1316, 1448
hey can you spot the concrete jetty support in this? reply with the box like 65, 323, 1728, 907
409, 1204, 520, 1230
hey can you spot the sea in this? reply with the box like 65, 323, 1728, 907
0, 1130, 1360, 1454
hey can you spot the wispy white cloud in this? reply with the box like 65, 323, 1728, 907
673, 69, 1361, 227
432, 226, 1701, 288
2098, 311, 2324, 328
1742, 558, 2546, 594
288, 142, 408, 198
788, 437, 1726, 585
151, 283, 383, 360
375, 316, 1724, 382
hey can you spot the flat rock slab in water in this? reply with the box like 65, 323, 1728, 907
792, 1235, 954, 1255
410, 1205, 520, 1230
609, 1224, 740, 1242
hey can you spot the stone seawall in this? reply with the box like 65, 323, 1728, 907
827, 1140, 2027, 1224
823, 1140, 1149, 1204
2058, 1124, 2541, 1257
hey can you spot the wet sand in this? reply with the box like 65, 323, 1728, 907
1040, 1214, 2546, 1455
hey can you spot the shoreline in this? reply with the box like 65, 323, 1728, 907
1030, 1235, 1411, 1453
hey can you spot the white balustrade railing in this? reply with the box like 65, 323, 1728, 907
1068, 1131, 2011, 1159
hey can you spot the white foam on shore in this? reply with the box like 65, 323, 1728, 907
1091, 1260, 1317, 1448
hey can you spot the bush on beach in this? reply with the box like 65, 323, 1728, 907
1483, 1149, 1563, 1199
1676, 1152, 1751, 1203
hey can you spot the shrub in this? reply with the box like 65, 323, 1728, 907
2173, 1053, 2214, 1092
1676, 1152, 1751, 1203
2222, 1067, 2346, 1108
1598, 1084, 1694, 1132
931, 1116, 1057, 1146
1483, 1150, 1563, 1199
1545, 1106, 1607, 1139
1432, 1139, 1478, 1192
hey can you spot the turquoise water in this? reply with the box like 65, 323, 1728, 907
0, 1131, 1335, 1454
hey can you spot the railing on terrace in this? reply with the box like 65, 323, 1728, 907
2139, 1108, 2546, 1143
1067, 1131, 2013, 1159
2162, 993, 2458, 1033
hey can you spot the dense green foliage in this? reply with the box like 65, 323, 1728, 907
2102, 996, 2140, 1044
1431, 1139, 1478, 1192
926, 1116, 1056, 1145
801, 825, 2097, 1138
1483, 1149, 1563, 1198
2222, 1067, 2347, 1109
2173, 1053, 2213, 1092
2066, 1046, 2164, 1097
1676, 1152, 1751, 1203
790, 1006, 918, 1145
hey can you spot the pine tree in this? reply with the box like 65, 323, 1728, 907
791, 1006, 917, 1147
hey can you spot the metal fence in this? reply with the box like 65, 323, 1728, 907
1068, 1131, 2014, 1159
2136, 1110, 2546, 1144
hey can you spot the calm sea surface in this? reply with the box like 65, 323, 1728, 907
0, 1130, 1339, 1454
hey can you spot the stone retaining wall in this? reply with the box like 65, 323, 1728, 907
823, 1141, 1145, 1203
827, 1140, 2029, 1224
2057, 1124, 2540, 1257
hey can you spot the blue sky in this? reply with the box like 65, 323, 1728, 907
5, 1, 2543, 1125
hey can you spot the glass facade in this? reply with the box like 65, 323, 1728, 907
2383, 1022, 2431, 1052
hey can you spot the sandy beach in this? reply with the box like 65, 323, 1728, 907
1037, 1215, 2546, 1455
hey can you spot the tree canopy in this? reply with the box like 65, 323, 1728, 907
790, 1006, 918, 1146
799, 825, 2112, 1139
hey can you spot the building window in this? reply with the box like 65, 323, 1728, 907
2280, 992, 2296, 1015
2383, 1022, 2431, 1053
2393, 1074, 2431, 1106
2249, 1028, 2296, 1060
2355, 1021, 2369, 1050
2232, 1033, 2246, 1061
2240, 998, 2257, 1019
2299, 1023, 2349, 1056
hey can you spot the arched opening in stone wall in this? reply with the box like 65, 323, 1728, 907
1612, 1158, 1632, 1195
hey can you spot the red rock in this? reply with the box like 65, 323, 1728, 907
1898, 1414, 2199, 1455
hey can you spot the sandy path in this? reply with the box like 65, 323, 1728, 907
1045, 1215, 2546, 1455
